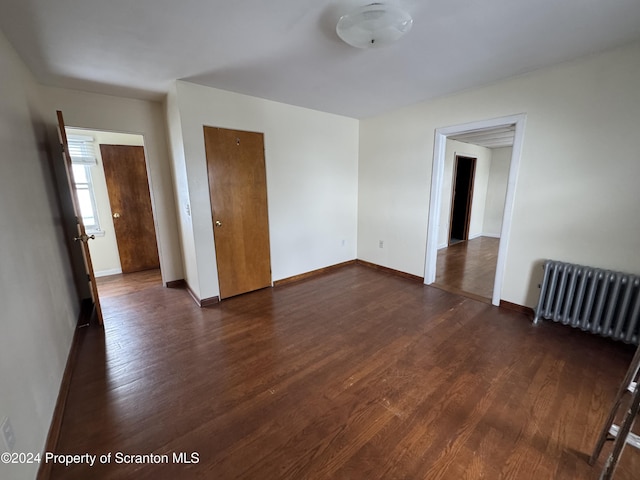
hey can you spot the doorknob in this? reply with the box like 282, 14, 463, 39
74, 234, 95, 242
215, 220, 222, 227
113, 212, 121, 218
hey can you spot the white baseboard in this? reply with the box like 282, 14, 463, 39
94, 268, 122, 278
437, 242, 448, 250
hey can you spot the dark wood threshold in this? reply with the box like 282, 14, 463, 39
429, 282, 492, 305
356, 259, 424, 283
500, 299, 535, 318
273, 260, 356, 287
37, 300, 93, 480
165, 278, 186, 289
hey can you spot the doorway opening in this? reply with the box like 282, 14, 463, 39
449, 155, 477, 245
434, 142, 511, 301
424, 114, 527, 306
65, 127, 163, 301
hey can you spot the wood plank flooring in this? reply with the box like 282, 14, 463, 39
50, 264, 639, 480
96, 268, 162, 298
435, 236, 500, 300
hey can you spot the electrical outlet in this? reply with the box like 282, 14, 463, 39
341, 239, 346, 247
379, 240, 384, 248
2, 417, 16, 452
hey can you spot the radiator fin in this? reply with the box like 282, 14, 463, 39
534, 260, 640, 345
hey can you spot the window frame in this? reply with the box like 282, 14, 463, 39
67, 135, 104, 236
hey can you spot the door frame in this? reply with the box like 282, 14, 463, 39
424, 113, 527, 306
64, 127, 165, 284
448, 155, 477, 244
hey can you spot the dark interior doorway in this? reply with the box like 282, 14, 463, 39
449, 155, 476, 245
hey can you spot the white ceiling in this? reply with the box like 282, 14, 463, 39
449, 126, 515, 149
1, 0, 639, 119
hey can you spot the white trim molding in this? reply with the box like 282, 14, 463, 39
424, 113, 527, 306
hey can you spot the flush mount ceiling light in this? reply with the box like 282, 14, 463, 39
336, 2, 413, 48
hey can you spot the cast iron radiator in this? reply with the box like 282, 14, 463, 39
534, 260, 640, 345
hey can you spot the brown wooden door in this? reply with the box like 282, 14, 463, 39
204, 126, 272, 299
57, 111, 103, 324
100, 145, 160, 273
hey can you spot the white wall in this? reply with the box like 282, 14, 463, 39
359, 40, 640, 307
168, 81, 359, 300
165, 84, 198, 295
0, 32, 78, 480
40, 87, 184, 285
66, 129, 146, 276
482, 147, 511, 237
438, 140, 493, 248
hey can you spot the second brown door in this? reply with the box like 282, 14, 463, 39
204, 126, 272, 299
100, 144, 160, 274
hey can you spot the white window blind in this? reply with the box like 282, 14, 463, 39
67, 134, 101, 233
67, 134, 97, 166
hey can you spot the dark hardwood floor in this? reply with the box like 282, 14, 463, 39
435, 236, 500, 300
96, 268, 162, 298
50, 264, 639, 479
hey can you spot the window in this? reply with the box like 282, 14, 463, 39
67, 135, 102, 234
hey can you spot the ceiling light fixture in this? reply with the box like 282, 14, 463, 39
336, 3, 413, 49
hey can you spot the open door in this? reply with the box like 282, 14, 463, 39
57, 111, 103, 324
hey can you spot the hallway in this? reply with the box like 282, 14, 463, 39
435, 236, 500, 300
